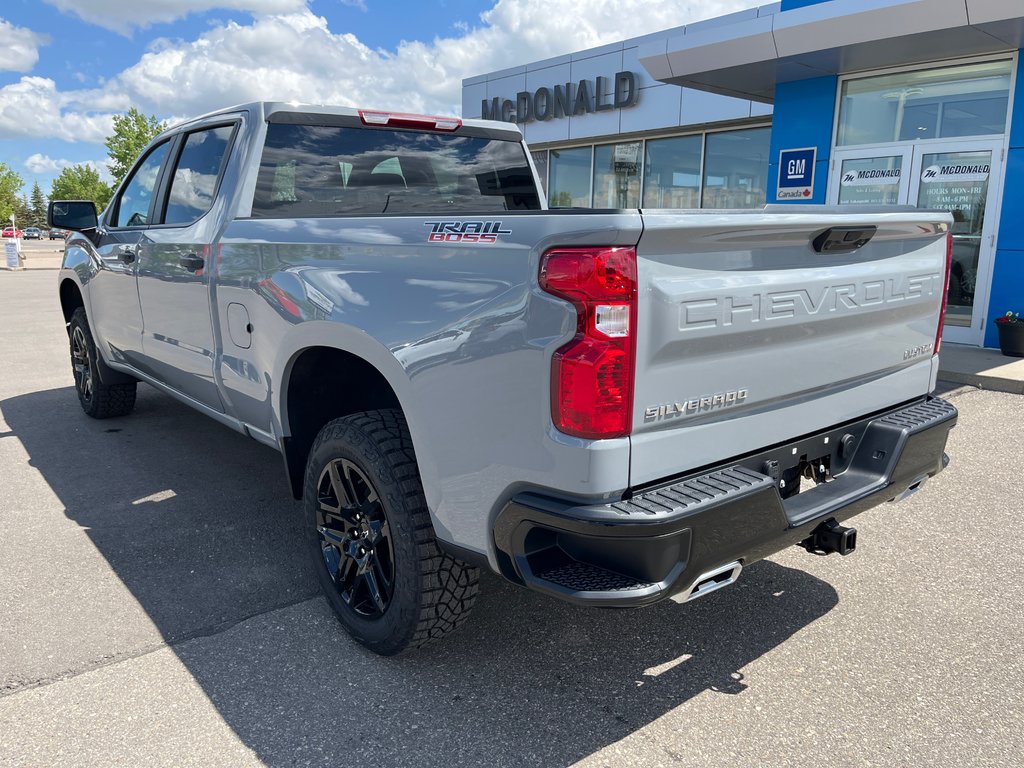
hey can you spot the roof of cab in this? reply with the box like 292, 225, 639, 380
165, 101, 522, 138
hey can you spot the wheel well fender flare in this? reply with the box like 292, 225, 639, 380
271, 322, 434, 501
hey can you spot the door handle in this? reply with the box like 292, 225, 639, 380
118, 246, 136, 264
179, 253, 205, 272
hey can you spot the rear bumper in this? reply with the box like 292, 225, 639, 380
494, 396, 957, 607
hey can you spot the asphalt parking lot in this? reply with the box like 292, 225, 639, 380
0, 267, 1021, 767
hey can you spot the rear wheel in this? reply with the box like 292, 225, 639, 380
69, 307, 137, 419
304, 409, 478, 655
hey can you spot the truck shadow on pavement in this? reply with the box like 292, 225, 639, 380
3, 385, 839, 767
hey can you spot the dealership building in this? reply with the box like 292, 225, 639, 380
462, 0, 1023, 349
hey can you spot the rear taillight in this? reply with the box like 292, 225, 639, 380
935, 231, 953, 355
539, 246, 637, 439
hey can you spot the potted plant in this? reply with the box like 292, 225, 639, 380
994, 311, 1024, 357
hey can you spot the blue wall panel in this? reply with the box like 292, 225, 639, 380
987, 52, 1024, 346
984, 249, 1024, 348
997, 146, 1024, 252
780, 0, 831, 9
766, 76, 837, 204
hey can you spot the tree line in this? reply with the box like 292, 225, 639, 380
0, 108, 165, 228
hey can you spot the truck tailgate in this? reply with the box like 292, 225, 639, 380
630, 209, 949, 487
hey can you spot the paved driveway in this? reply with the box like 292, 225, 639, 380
0, 271, 1020, 767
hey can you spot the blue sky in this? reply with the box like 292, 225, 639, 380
0, 0, 750, 198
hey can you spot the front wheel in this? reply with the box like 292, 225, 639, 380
304, 409, 479, 655
68, 307, 137, 419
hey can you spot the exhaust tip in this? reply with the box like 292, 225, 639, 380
672, 561, 743, 604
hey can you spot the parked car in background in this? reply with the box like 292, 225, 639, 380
49, 228, 67, 240
2, 226, 22, 238
23, 227, 42, 240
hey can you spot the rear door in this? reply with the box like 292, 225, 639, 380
629, 208, 949, 487
135, 122, 238, 411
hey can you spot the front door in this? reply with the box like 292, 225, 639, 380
89, 139, 174, 368
830, 139, 1003, 346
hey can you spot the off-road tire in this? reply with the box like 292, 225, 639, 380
304, 409, 479, 655
69, 307, 137, 419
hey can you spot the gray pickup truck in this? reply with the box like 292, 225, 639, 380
50, 102, 957, 655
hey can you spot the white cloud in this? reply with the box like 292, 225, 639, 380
43, 0, 307, 33
0, 1, 755, 143
0, 19, 49, 72
339, 0, 367, 11
0, 77, 124, 143
24, 153, 112, 181
114, 1, 754, 116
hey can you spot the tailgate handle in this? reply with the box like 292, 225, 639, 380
812, 226, 876, 254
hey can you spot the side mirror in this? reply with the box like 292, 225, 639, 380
48, 200, 98, 232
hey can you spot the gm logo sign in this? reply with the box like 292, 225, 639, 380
776, 147, 816, 201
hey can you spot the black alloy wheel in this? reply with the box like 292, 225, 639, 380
315, 458, 396, 618
71, 323, 94, 405
304, 410, 479, 655
67, 307, 136, 419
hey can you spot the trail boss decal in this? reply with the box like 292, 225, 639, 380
425, 221, 512, 243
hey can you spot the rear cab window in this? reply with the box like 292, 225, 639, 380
251, 122, 541, 217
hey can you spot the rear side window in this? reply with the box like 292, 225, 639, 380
163, 125, 235, 226
251, 123, 541, 217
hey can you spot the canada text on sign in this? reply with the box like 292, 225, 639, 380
481, 71, 639, 124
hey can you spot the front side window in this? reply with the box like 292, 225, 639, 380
252, 123, 540, 217
164, 125, 235, 226
113, 141, 170, 227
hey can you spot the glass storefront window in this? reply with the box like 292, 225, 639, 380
531, 150, 548, 195
837, 60, 1012, 146
593, 142, 641, 209
548, 147, 591, 207
643, 135, 701, 209
701, 127, 770, 209
537, 125, 771, 211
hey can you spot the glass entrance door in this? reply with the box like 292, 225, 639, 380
830, 139, 1003, 345
831, 149, 912, 206
908, 142, 1001, 344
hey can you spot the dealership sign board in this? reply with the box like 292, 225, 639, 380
481, 71, 639, 124
841, 168, 902, 186
776, 147, 816, 201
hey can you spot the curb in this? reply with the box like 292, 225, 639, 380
937, 369, 1024, 395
